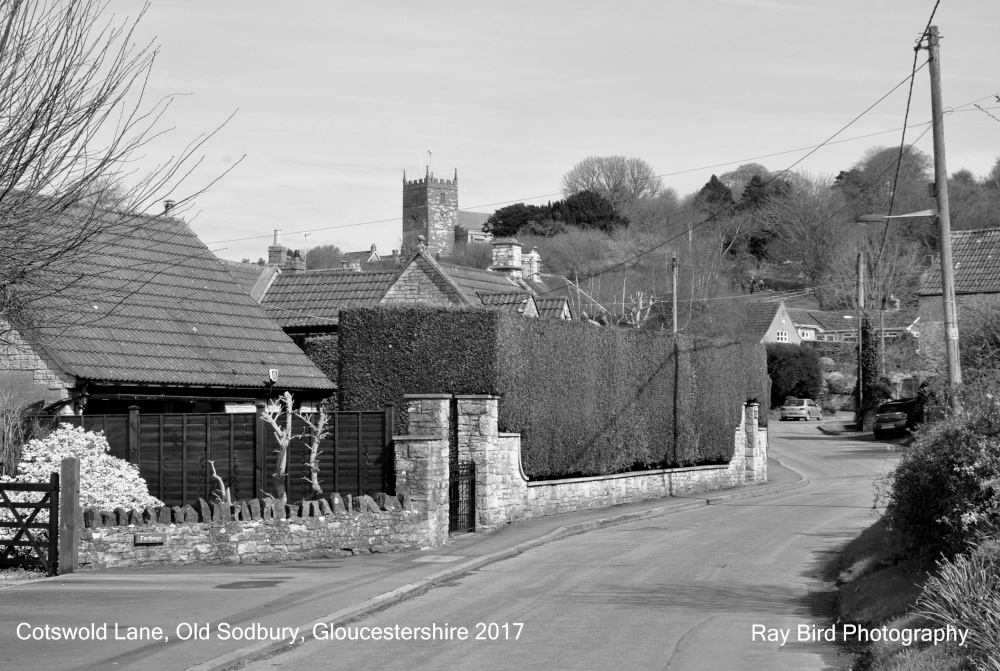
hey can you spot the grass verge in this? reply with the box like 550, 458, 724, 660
833, 520, 970, 671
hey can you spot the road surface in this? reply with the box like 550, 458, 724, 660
237, 419, 900, 671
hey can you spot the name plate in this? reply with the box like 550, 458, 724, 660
134, 532, 168, 545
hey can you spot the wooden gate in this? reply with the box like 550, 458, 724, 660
449, 462, 475, 533
0, 474, 59, 576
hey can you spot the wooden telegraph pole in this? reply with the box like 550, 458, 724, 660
671, 252, 678, 334
926, 26, 963, 402
857, 252, 864, 417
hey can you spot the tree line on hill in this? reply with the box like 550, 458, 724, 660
444, 150, 1000, 334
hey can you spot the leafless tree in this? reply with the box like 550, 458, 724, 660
561, 156, 663, 211
261, 391, 294, 504
0, 0, 237, 346
296, 401, 331, 499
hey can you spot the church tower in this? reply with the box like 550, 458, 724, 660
402, 167, 458, 257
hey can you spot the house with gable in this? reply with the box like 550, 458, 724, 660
740, 301, 802, 345
0, 204, 335, 415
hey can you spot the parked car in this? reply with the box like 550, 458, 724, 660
873, 398, 921, 439
780, 398, 823, 421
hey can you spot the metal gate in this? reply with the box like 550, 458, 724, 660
449, 462, 475, 533
0, 474, 60, 576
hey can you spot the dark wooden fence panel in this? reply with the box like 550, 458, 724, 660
31, 409, 392, 506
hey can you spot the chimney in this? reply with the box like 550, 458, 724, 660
289, 250, 306, 271
268, 229, 287, 266
370, 243, 377, 253
163, 199, 176, 215
491, 238, 523, 280
521, 247, 541, 283
341, 260, 348, 270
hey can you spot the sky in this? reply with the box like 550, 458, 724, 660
103, 0, 1000, 263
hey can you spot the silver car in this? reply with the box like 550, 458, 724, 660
780, 398, 823, 421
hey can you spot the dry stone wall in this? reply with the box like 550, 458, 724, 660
78, 493, 426, 569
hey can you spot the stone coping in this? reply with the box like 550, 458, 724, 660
402, 394, 453, 400
393, 434, 448, 442
453, 394, 499, 400
525, 463, 729, 488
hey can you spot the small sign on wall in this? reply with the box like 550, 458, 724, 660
134, 532, 167, 546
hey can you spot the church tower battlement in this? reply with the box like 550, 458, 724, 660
402, 167, 458, 257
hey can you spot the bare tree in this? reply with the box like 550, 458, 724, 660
0, 0, 237, 345
562, 156, 662, 211
261, 391, 294, 504
296, 401, 331, 499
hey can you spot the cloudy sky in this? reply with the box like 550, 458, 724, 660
107, 0, 1000, 262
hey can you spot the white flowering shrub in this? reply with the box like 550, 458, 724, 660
1, 424, 161, 510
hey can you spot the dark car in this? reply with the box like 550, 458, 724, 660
873, 398, 921, 439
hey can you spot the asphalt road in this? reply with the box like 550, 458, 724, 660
237, 419, 901, 671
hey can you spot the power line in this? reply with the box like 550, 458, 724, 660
532, 67, 933, 300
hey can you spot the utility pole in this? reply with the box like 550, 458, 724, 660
857, 252, 864, 418
926, 25, 963, 404
672, 252, 678, 334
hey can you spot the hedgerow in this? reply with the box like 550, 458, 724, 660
878, 391, 1000, 563
338, 306, 768, 479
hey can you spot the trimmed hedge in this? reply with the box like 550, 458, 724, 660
338, 306, 768, 479
302, 335, 339, 383
338, 307, 499, 435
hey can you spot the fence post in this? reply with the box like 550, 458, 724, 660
127, 405, 140, 465
255, 402, 266, 498
383, 404, 395, 494
59, 457, 80, 575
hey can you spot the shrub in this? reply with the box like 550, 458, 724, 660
878, 395, 1000, 563
2, 424, 161, 510
917, 538, 1000, 671
766, 343, 822, 407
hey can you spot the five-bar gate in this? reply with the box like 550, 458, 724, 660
0, 474, 59, 576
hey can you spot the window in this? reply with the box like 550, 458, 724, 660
776, 330, 788, 342
798, 329, 812, 339
439, 193, 446, 204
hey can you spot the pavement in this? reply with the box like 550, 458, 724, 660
0, 456, 806, 671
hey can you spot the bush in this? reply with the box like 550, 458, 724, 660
917, 538, 1000, 671
766, 343, 822, 407
2, 424, 161, 509
878, 395, 1000, 563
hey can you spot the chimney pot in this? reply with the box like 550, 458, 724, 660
163, 199, 176, 215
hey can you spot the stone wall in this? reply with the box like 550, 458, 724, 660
380, 256, 459, 306
448, 396, 767, 533
79, 493, 426, 569
0, 320, 76, 409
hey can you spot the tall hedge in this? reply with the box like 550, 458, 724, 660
338, 307, 499, 435
338, 306, 768, 479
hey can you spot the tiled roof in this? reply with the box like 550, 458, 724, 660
457, 211, 491, 231
218, 259, 278, 302
261, 269, 398, 328
435, 261, 524, 302
341, 249, 380, 267
919, 228, 1000, 295
788, 308, 917, 332
479, 292, 534, 314
525, 273, 606, 320
33, 212, 334, 391
742, 302, 782, 341
535, 297, 570, 319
